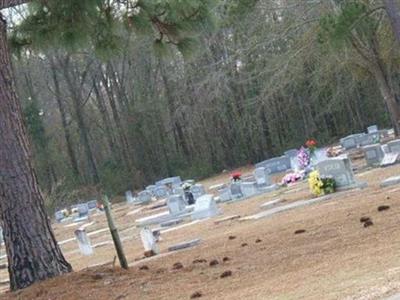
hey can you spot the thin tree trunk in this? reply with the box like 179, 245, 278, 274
0, 15, 71, 290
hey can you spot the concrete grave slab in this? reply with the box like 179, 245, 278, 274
168, 239, 201, 252
380, 176, 400, 188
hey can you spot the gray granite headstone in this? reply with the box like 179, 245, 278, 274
240, 181, 258, 198
255, 155, 291, 174
359, 132, 380, 147
230, 182, 243, 199
316, 157, 355, 188
87, 200, 98, 210
138, 191, 152, 204
387, 139, 400, 153
284, 149, 298, 158
253, 167, 272, 187
190, 184, 206, 200
340, 134, 362, 149
218, 187, 232, 202
167, 195, 186, 215
55, 211, 65, 223
362, 144, 384, 166
77, 203, 89, 218
153, 186, 169, 199
125, 190, 135, 203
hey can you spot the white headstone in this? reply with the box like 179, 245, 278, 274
167, 195, 186, 215
316, 157, 355, 188
74, 229, 93, 256
255, 156, 291, 174
0, 227, 3, 245
140, 227, 159, 254
191, 195, 219, 220
367, 125, 378, 133
125, 190, 135, 203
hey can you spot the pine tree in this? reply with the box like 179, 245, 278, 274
0, 0, 216, 290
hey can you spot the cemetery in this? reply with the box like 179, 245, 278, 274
4, 0, 400, 298
3, 129, 400, 299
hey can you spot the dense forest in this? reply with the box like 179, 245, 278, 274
10, 0, 400, 209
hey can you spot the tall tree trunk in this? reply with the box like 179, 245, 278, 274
384, 0, 400, 44
49, 57, 80, 179
0, 15, 71, 290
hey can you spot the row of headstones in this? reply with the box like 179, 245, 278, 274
363, 139, 400, 167
54, 199, 98, 223
218, 167, 276, 202
127, 177, 206, 205
340, 125, 391, 150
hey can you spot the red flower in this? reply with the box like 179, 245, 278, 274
306, 139, 317, 148
231, 171, 242, 180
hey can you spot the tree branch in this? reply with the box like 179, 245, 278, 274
0, 0, 30, 10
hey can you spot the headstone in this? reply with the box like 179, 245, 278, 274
362, 144, 384, 166
230, 182, 243, 199
191, 194, 219, 220
172, 186, 185, 197
138, 191, 152, 204
358, 132, 380, 147
340, 134, 362, 150
240, 181, 258, 198
167, 195, 186, 215
87, 200, 97, 210
316, 157, 355, 188
284, 149, 298, 158
125, 190, 135, 203
55, 211, 65, 223
254, 167, 272, 187
74, 228, 93, 256
145, 185, 157, 195
367, 125, 378, 133
255, 155, 291, 174
155, 176, 182, 188
190, 184, 206, 200
0, 227, 3, 245
140, 227, 159, 254
218, 187, 232, 202
387, 139, 400, 153
76, 203, 89, 219
382, 144, 390, 154
380, 152, 399, 167
153, 186, 169, 199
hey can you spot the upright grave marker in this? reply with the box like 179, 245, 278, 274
387, 139, 400, 153
316, 157, 356, 188
138, 191, 152, 204
362, 144, 384, 167
191, 194, 219, 220
125, 190, 135, 203
254, 167, 272, 187
74, 228, 93, 256
167, 195, 186, 215
255, 155, 291, 174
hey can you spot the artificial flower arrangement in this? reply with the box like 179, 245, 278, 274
305, 138, 317, 154
308, 170, 336, 196
231, 171, 242, 181
297, 146, 311, 169
281, 170, 305, 185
